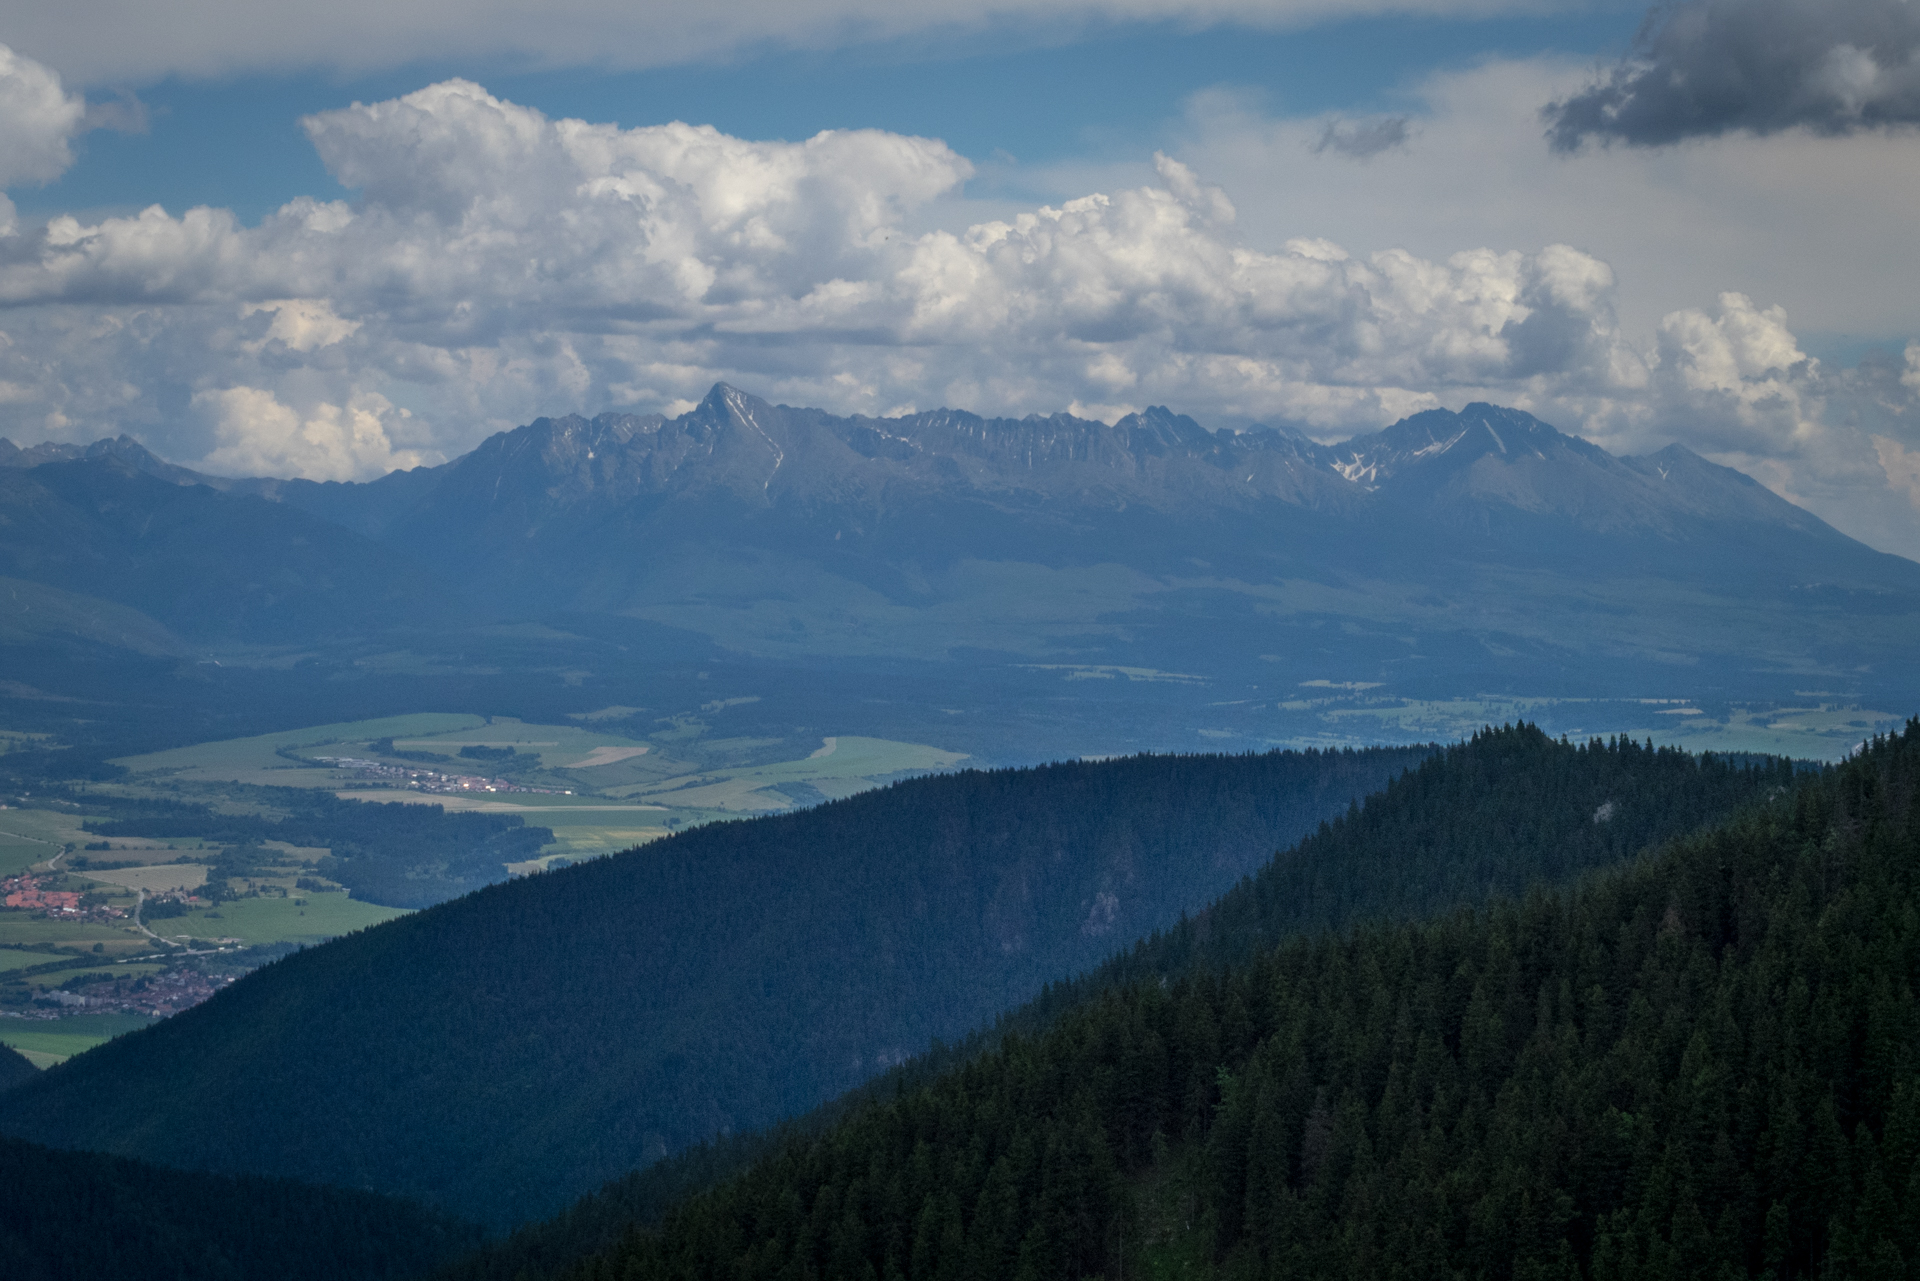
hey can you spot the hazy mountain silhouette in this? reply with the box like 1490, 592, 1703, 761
4, 387, 1916, 695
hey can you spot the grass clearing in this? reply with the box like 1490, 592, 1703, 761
0, 835, 51, 877
564, 745, 651, 769
0, 806, 92, 856
81, 864, 207, 893
619, 735, 969, 811
0, 916, 140, 949
0, 950, 69, 973
155, 893, 408, 947
386, 716, 654, 774
0, 1012, 157, 1066
537, 823, 671, 859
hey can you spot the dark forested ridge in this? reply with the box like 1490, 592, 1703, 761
536, 723, 1918, 1281
0, 1132, 478, 1281
0, 744, 1427, 1228
0, 1044, 35, 1091
443, 727, 1792, 1281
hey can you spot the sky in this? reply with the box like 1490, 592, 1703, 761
1, 0, 1919, 557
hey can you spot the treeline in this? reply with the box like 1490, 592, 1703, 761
79, 788, 550, 907
1019, 726, 1790, 1035
442, 728, 1792, 1278
544, 723, 1918, 1281
0, 1132, 478, 1281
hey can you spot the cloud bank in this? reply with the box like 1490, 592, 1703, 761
1545, 0, 1920, 149
0, 47, 1916, 556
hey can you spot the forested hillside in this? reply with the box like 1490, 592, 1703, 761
544, 724, 1918, 1281
0, 1133, 477, 1280
444, 727, 1792, 1281
0, 745, 1426, 1227
0, 1045, 35, 1091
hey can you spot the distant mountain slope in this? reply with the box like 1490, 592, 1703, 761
0, 746, 1428, 1228
9, 390, 1918, 697
515, 726, 1908, 1281
0, 1132, 477, 1281
1327, 402, 1843, 540
275, 388, 1920, 689
0, 456, 465, 642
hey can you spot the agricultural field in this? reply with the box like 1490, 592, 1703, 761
158, 892, 407, 947
0, 806, 86, 876
0, 782, 413, 1065
0, 1012, 156, 1068
110, 711, 972, 866
116, 712, 490, 785
0, 706, 973, 1072
611, 735, 968, 810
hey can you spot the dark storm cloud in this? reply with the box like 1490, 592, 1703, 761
1544, 0, 1920, 151
1309, 115, 1412, 158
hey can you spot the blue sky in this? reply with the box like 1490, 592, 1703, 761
1, 0, 1919, 558
20, 11, 1647, 223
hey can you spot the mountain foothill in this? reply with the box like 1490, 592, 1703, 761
1, 726, 1811, 1273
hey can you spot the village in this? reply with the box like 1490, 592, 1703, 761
1, 873, 127, 923
18, 965, 234, 1019
312, 756, 573, 796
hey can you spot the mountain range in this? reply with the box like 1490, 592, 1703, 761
4, 387, 1917, 705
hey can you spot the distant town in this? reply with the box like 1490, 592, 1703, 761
19, 967, 234, 1019
313, 757, 573, 796
2, 874, 126, 923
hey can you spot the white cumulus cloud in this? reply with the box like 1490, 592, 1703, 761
0, 74, 1914, 558
193, 386, 432, 481
0, 44, 87, 236
0, 45, 83, 189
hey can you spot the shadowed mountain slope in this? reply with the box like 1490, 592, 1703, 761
0, 456, 466, 642
439, 725, 1797, 1281
0, 1132, 478, 1281
0, 1045, 34, 1092
0, 745, 1427, 1228
287, 388, 1920, 687
6, 390, 1918, 699
481, 726, 1910, 1281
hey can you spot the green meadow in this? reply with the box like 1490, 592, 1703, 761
107, 710, 974, 869
0, 1011, 156, 1067
157, 893, 409, 947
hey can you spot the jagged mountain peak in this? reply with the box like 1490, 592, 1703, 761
0, 432, 219, 488
1323, 402, 1610, 489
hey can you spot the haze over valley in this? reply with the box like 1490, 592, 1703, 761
1, 0, 1918, 1276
